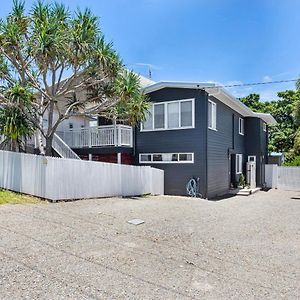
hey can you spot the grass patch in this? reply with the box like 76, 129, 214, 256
0, 189, 43, 205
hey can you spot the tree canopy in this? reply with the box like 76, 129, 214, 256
0, 0, 148, 155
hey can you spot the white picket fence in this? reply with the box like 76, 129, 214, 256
0, 150, 164, 201
265, 164, 300, 191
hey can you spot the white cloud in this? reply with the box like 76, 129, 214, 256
262, 75, 272, 82
259, 90, 279, 102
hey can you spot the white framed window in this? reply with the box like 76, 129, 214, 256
139, 153, 194, 164
236, 154, 243, 174
239, 118, 244, 135
263, 122, 267, 132
248, 155, 256, 163
141, 99, 195, 131
208, 100, 217, 130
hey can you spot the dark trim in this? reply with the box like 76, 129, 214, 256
73, 147, 133, 155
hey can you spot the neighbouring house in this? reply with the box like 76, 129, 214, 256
24, 76, 276, 199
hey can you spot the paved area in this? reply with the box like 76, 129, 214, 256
0, 189, 299, 299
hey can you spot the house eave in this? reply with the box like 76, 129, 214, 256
143, 81, 277, 125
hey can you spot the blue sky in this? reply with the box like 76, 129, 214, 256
1, 0, 300, 101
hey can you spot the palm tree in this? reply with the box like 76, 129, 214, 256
0, 1, 148, 156
0, 83, 36, 152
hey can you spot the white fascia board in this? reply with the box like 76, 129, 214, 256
252, 112, 277, 125
143, 81, 215, 94
207, 87, 253, 117
143, 81, 277, 125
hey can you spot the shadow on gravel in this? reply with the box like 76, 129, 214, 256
209, 194, 237, 202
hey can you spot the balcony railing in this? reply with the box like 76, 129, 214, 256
57, 125, 133, 148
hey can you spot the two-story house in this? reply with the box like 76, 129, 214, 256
27, 77, 276, 199
135, 81, 276, 198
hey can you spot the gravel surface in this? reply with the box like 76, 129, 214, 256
0, 189, 299, 299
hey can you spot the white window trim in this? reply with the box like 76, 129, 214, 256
236, 154, 243, 174
263, 122, 267, 132
239, 118, 244, 135
208, 100, 217, 131
140, 98, 195, 132
139, 153, 194, 164
248, 155, 256, 163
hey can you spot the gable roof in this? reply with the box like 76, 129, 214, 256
142, 81, 277, 125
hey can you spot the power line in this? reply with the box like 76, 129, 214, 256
205, 79, 298, 89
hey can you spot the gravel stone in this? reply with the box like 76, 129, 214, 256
0, 189, 299, 299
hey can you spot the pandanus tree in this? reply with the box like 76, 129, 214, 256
0, 1, 148, 155
0, 83, 36, 151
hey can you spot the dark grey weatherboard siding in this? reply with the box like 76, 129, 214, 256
135, 88, 208, 196
245, 117, 267, 186
207, 96, 246, 198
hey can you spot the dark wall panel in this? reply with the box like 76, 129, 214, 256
135, 88, 208, 196
207, 96, 246, 198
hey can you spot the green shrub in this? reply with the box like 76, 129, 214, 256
284, 155, 300, 166
238, 174, 246, 188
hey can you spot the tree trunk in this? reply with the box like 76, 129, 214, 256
37, 131, 45, 155
45, 135, 54, 156
11, 139, 17, 152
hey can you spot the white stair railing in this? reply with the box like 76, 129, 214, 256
52, 133, 81, 160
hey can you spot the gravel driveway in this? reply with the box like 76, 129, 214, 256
0, 189, 299, 299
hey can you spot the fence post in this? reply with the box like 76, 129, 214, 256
88, 127, 92, 148
273, 165, 278, 188
118, 126, 121, 146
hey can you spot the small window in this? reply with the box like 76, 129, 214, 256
263, 122, 267, 132
248, 155, 256, 163
140, 154, 151, 162
69, 123, 73, 129
139, 153, 194, 164
239, 118, 244, 135
236, 154, 243, 174
153, 154, 163, 161
208, 100, 217, 130
179, 153, 193, 162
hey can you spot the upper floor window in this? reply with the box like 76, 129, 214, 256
263, 122, 267, 132
239, 118, 244, 135
141, 99, 195, 131
208, 100, 217, 130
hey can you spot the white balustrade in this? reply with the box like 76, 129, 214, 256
57, 125, 133, 148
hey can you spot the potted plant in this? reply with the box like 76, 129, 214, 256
238, 174, 246, 189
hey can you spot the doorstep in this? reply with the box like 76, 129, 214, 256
229, 187, 261, 196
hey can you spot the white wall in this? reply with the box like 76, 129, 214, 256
43, 109, 90, 132
265, 164, 300, 191
0, 150, 164, 201
265, 164, 278, 188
